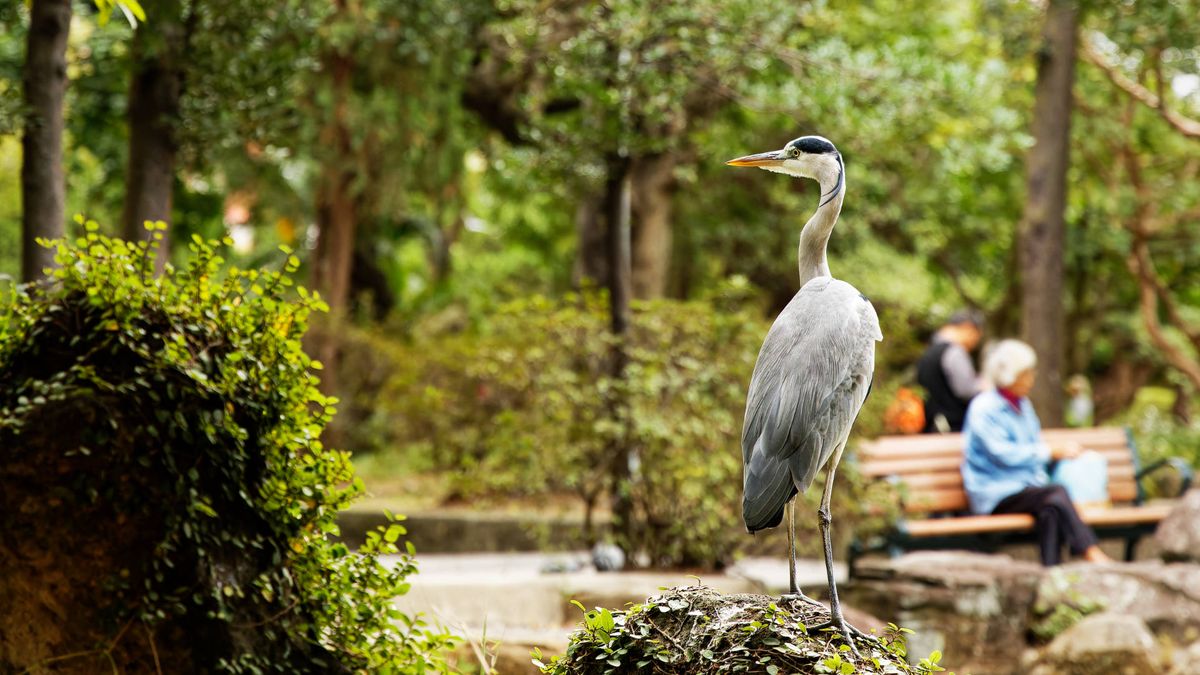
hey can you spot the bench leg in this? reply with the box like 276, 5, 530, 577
1124, 536, 1139, 562
848, 539, 866, 579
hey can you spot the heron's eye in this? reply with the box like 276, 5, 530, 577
788, 147, 800, 158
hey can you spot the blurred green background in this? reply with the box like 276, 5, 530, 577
4, 0, 1199, 567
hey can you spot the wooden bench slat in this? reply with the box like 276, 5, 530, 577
901, 479, 1138, 515
903, 504, 1172, 538
901, 478, 1139, 515
905, 514, 1035, 536
858, 427, 1131, 461
895, 473, 966, 490
1079, 504, 1174, 526
891, 463, 1135, 492
861, 456, 964, 476
1041, 428, 1130, 444
860, 444, 1134, 465
904, 489, 968, 513
1109, 479, 1138, 503
861, 448, 1134, 479
860, 445, 1135, 467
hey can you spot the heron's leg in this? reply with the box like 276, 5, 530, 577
788, 500, 797, 594
781, 501, 822, 608
810, 447, 877, 655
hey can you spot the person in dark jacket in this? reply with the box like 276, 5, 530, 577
917, 310, 984, 433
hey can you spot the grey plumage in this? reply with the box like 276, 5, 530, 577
741, 278, 880, 532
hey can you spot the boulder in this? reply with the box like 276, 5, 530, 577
545, 585, 904, 674
1157, 489, 1200, 563
1168, 641, 1200, 675
845, 551, 1043, 674
1034, 561, 1200, 643
1033, 613, 1160, 675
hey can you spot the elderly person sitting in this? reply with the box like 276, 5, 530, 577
961, 339, 1110, 566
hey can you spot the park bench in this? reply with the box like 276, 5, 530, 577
848, 427, 1193, 576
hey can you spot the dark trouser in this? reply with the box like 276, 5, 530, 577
992, 485, 1099, 566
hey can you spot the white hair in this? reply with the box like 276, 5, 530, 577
983, 339, 1038, 388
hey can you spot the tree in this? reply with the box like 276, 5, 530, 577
20, 0, 72, 282
120, 0, 190, 271
466, 0, 790, 300
1078, 0, 1200, 401
308, 0, 356, 391
304, 0, 488, 398
1019, 0, 1078, 426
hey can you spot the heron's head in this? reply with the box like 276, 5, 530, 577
725, 136, 842, 185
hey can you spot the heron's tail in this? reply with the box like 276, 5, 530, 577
743, 495, 792, 533
742, 459, 798, 533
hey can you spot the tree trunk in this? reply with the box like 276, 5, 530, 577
120, 0, 186, 273
1018, 0, 1077, 427
1091, 355, 1154, 422
350, 243, 394, 321
574, 194, 607, 289
20, 0, 72, 283
604, 153, 634, 557
630, 152, 675, 299
309, 23, 356, 397
121, 3, 185, 270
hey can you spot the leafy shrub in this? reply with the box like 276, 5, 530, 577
0, 224, 454, 673
1112, 386, 1200, 498
351, 281, 898, 568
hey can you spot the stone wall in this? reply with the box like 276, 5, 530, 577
844, 551, 1200, 675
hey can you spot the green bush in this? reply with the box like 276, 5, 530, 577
1112, 386, 1200, 498
351, 281, 898, 568
0, 223, 454, 673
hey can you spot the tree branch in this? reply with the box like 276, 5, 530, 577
1119, 143, 1200, 389
1126, 237, 1200, 390
1082, 36, 1200, 139
929, 248, 984, 311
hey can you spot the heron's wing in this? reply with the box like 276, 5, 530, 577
740, 280, 879, 532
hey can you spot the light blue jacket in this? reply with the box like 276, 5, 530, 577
961, 388, 1051, 514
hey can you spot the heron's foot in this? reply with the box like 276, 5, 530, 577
810, 615, 880, 658
780, 590, 824, 609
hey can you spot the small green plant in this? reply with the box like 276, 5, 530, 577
1031, 569, 1106, 640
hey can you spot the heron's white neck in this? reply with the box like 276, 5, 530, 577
797, 162, 845, 286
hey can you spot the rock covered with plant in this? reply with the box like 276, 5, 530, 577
534, 585, 948, 675
0, 228, 454, 674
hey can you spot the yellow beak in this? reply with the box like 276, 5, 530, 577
725, 150, 786, 168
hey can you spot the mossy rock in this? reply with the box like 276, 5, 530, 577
536, 585, 946, 674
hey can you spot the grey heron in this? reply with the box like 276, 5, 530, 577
727, 135, 881, 653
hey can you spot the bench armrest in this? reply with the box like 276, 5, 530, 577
1136, 457, 1194, 497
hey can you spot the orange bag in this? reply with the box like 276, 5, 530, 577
884, 387, 925, 435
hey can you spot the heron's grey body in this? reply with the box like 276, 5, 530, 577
741, 278, 880, 532
727, 135, 881, 655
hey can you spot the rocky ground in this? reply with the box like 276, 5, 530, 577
368, 489, 1200, 674
846, 489, 1200, 675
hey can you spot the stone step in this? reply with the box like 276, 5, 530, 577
338, 509, 591, 553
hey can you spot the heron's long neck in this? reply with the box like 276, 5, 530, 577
797, 167, 845, 286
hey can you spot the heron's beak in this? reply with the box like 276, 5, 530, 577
725, 150, 785, 168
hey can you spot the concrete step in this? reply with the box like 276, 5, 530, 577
338, 509, 591, 553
